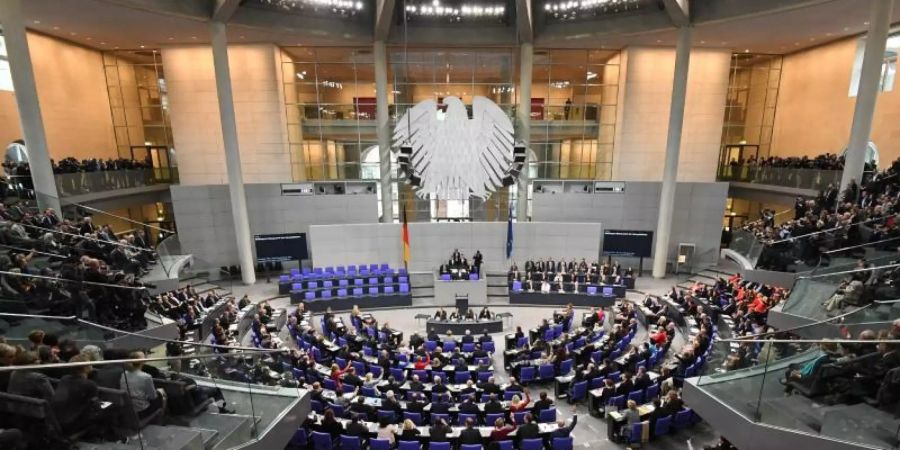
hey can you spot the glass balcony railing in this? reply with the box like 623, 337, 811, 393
0, 311, 306, 450
717, 164, 842, 191
6, 167, 178, 199
694, 335, 899, 449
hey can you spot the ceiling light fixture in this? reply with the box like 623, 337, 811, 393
255, 0, 363, 17
32, 20, 40, 24
542, 0, 640, 21
404, 1, 506, 21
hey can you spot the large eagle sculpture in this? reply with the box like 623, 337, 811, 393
393, 96, 516, 200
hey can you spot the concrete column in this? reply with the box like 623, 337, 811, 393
209, 21, 255, 285
840, 0, 894, 194
516, 43, 533, 221
374, 40, 393, 222
0, 0, 61, 213
652, 27, 692, 278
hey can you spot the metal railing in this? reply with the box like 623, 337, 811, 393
717, 164, 842, 191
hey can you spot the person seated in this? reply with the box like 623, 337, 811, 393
458, 418, 483, 446
661, 390, 684, 416
52, 354, 109, 438
517, 413, 541, 440
430, 417, 452, 442
431, 394, 452, 414
462, 329, 475, 344
459, 396, 480, 415
484, 393, 504, 414
480, 376, 502, 396
509, 389, 532, 413
782, 341, 842, 394
382, 390, 403, 415
318, 408, 343, 439
551, 405, 578, 440
464, 308, 476, 320
399, 419, 421, 441
479, 306, 492, 320
531, 391, 553, 415
488, 416, 518, 445
120, 351, 165, 421
433, 308, 448, 321
350, 395, 374, 421
407, 392, 426, 413
408, 374, 425, 391
344, 415, 369, 440
432, 376, 449, 394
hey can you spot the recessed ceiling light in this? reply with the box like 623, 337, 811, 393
656, 39, 661, 43
721, 41, 727, 45
843, 27, 849, 31
826, 32, 832, 37
32, 20, 40, 24
239, 35, 245, 39
744, 49, 749, 53
69, 32, 76, 36
699, 40, 705, 44
168, 37, 174, 40
191, 36, 197, 40
864, 21, 870, 25
809, 37, 816, 41
139, 45, 145, 48
794, 42, 800, 46
86, 37, 92, 40
100, 42, 106, 45
52, 26, 59, 30
114, 46, 119, 49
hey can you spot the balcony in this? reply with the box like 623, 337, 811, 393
8, 167, 179, 205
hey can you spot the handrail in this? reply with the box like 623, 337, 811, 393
0, 243, 65, 258
71, 202, 175, 234
822, 235, 900, 255
0, 311, 285, 353
797, 261, 900, 280
11, 220, 155, 253
743, 208, 794, 227
732, 303, 875, 340
0, 348, 289, 373
768, 213, 900, 245
716, 338, 900, 344
0, 269, 147, 290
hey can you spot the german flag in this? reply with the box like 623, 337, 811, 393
402, 205, 410, 269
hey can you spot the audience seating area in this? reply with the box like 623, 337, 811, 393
281, 264, 412, 311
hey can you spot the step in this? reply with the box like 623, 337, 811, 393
190, 412, 254, 450
412, 287, 435, 298
486, 286, 508, 296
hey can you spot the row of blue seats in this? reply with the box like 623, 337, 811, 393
298, 284, 411, 300
510, 280, 616, 295
284, 264, 406, 279
288, 276, 409, 290
293, 430, 574, 450
625, 407, 700, 446
312, 399, 560, 426
439, 273, 479, 281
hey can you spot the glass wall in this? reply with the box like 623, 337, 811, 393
102, 50, 175, 166
281, 47, 377, 181
279, 46, 620, 221
530, 49, 619, 180
720, 53, 782, 163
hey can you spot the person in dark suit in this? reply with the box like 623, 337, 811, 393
318, 409, 343, 439
408, 374, 425, 392
462, 330, 475, 344
431, 394, 452, 415
550, 406, 578, 439
349, 396, 374, 421
458, 418, 483, 446
647, 399, 667, 438
661, 390, 684, 416
382, 391, 403, 416
517, 413, 541, 440
459, 397, 480, 415
430, 417, 452, 442
345, 415, 368, 439
616, 372, 635, 396
484, 394, 504, 414
633, 366, 653, 392
531, 391, 554, 416
52, 354, 106, 436
479, 377, 502, 396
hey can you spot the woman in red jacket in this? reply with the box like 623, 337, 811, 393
489, 416, 518, 442
330, 363, 349, 391
413, 353, 431, 370
509, 389, 531, 413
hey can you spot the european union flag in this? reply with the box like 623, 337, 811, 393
506, 205, 513, 259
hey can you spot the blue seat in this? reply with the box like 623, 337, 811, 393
589, 377, 604, 390
627, 390, 643, 405
369, 287, 379, 295
340, 435, 362, 450
311, 431, 333, 449
440, 274, 452, 281
469, 273, 478, 280
403, 411, 423, 425
398, 441, 420, 450
323, 280, 333, 288
673, 408, 693, 430
608, 395, 625, 410
353, 287, 363, 296
323, 378, 337, 390
513, 411, 528, 424
368, 277, 378, 285
327, 402, 345, 417
443, 341, 456, 352
399, 275, 408, 283
290, 428, 308, 447
559, 359, 574, 375
460, 445, 483, 450
628, 422, 645, 445
497, 441, 514, 450
462, 342, 476, 353
305, 291, 315, 300
291, 282, 302, 290
516, 337, 528, 348
412, 369, 428, 381
429, 443, 451, 450
645, 384, 660, 400
569, 381, 588, 403
587, 285, 597, 295
370, 439, 392, 450
430, 413, 450, 425
654, 415, 672, 437
477, 371, 492, 383
385, 286, 395, 294
538, 363, 555, 381
458, 413, 478, 426
552, 437, 573, 450
360, 386, 377, 398
483, 341, 495, 353
503, 391, 517, 401
521, 439, 543, 450
520, 366, 536, 384
377, 410, 395, 423
609, 371, 621, 383
311, 399, 323, 414
512, 280, 522, 292
337, 288, 348, 297
485, 412, 504, 426
307, 281, 318, 289
390, 367, 405, 382
321, 290, 332, 299
539, 408, 556, 423
454, 371, 471, 384
339, 279, 349, 287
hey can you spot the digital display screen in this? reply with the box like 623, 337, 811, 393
602, 229, 653, 258
253, 233, 309, 262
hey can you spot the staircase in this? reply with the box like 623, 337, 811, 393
485, 272, 508, 303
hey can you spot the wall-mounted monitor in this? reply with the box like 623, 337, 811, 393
254, 233, 309, 262
602, 229, 653, 258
